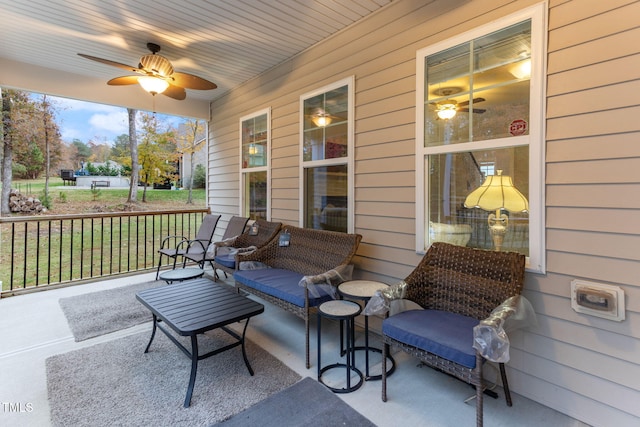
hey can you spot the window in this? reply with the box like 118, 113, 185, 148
240, 108, 270, 220
416, 4, 546, 272
299, 77, 354, 233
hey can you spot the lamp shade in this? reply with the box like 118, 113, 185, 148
138, 76, 170, 95
464, 170, 528, 213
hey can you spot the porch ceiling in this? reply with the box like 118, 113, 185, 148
0, 0, 393, 119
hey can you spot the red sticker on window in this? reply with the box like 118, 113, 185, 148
509, 119, 528, 136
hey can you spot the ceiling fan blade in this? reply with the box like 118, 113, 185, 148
162, 84, 187, 100
171, 71, 217, 90
78, 53, 143, 74
459, 108, 487, 114
458, 97, 486, 107
107, 76, 140, 86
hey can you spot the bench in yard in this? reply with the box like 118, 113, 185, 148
91, 180, 110, 188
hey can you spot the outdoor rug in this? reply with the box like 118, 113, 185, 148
58, 280, 166, 341
46, 330, 301, 427
214, 376, 376, 426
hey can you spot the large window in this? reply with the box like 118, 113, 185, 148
240, 108, 270, 220
416, 5, 546, 272
299, 77, 354, 233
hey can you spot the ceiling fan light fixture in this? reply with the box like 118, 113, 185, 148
312, 114, 332, 127
139, 54, 174, 77
510, 58, 531, 79
138, 76, 170, 95
436, 101, 457, 120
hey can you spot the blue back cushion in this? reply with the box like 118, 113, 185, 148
233, 268, 333, 307
382, 309, 479, 368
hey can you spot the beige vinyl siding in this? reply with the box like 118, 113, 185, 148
207, 0, 640, 425
539, 0, 640, 425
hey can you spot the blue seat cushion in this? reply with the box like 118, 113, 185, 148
382, 309, 479, 368
233, 268, 333, 308
214, 253, 236, 269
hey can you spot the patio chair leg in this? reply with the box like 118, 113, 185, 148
305, 313, 310, 369
382, 342, 388, 401
476, 380, 483, 427
155, 255, 164, 280
499, 363, 513, 406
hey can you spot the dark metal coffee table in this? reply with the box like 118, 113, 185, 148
136, 278, 264, 407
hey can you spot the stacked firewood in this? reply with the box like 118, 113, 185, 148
9, 189, 46, 214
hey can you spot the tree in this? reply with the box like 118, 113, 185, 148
71, 139, 91, 168
126, 109, 138, 203
40, 94, 61, 208
87, 140, 111, 163
175, 119, 205, 204
1, 88, 14, 215
1, 89, 34, 214
137, 112, 177, 202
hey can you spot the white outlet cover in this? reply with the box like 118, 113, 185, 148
571, 280, 625, 322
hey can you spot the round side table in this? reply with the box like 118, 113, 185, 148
338, 280, 396, 381
317, 300, 364, 393
159, 267, 205, 284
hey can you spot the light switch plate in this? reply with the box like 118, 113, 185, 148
571, 280, 625, 321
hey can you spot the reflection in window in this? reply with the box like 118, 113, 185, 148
243, 171, 267, 220
242, 113, 268, 168
240, 109, 270, 220
303, 85, 348, 161
300, 78, 353, 233
305, 166, 348, 233
425, 20, 531, 147
416, 4, 546, 273
427, 147, 529, 254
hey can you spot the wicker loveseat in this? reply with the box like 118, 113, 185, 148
374, 242, 526, 427
233, 225, 362, 368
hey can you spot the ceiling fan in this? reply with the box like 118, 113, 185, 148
431, 86, 486, 119
435, 98, 486, 119
78, 42, 217, 100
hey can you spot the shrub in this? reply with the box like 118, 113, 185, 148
192, 164, 206, 188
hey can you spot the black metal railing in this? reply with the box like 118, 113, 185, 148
0, 208, 210, 295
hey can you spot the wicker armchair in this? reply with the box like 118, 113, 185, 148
234, 225, 362, 368
380, 242, 525, 427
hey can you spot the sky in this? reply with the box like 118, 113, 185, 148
35, 94, 185, 145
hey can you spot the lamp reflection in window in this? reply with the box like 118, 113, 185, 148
464, 170, 528, 251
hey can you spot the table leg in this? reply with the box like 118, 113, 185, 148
184, 335, 199, 408
144, 314, 158, 353
240, 318, 255, 376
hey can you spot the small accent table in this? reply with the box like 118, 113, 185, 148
136, 278, 264, 407
338, 280, 396, 380
317, 300, 364, 393
159, 267, 205, 284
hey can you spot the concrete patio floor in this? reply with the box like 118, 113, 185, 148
0, 271, 588, 426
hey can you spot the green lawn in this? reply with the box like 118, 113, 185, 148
1, 177, 208, 292
7, 177, 206, 212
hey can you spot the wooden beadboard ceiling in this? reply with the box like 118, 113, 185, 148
0, 0, 393, 110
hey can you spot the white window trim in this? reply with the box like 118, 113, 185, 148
298, 76, 355, 233
239, 107, 271, 220
415, 3, 547, 273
